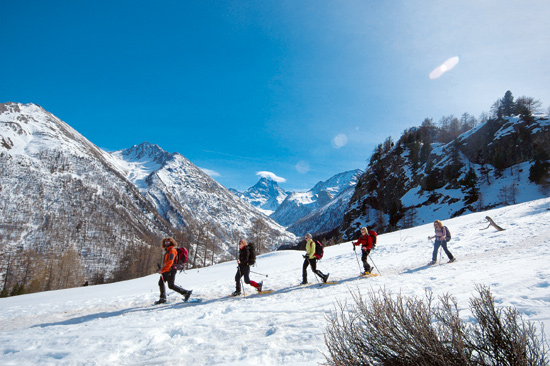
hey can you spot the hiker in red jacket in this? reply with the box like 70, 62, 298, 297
353, 227, 376, 275
155, 237, 192, 304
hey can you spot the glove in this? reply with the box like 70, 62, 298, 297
352, 243, 356, 251
303, 254, 308, 259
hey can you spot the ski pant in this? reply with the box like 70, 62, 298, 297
235, 264, 259, 292
302, 257, 326, 282
432, 240, 454, 262
158, 268, 189, 300
361, 249, 372, 273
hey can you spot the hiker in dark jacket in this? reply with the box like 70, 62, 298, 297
232, 239, 262, 296
301, 233, 329, 284
353, 227, 375, 275
155, 237, 192, 304
428, 220, 455, 265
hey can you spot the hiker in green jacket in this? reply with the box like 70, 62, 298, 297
301, 233, 329, 284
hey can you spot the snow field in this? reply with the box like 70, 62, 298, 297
1, 198, 550, 365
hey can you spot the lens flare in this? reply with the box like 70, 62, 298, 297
332, 133, 348, 148
429, 56, 460, 79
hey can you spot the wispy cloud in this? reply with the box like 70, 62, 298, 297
429, 56, 460, 79
295, 160, 310, 174
256, 171, 286, 183
200, 168, 221, 177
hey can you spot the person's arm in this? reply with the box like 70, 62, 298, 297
159, 249, 176, 273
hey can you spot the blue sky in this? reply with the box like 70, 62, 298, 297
2, 0, 549, 191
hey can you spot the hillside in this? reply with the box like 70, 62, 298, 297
342, 110, 550, 239
0, 103, 295, 293
1, 198, 549, 365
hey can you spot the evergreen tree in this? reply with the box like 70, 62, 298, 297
501, 90, 515, 117
459, 167, 480, 204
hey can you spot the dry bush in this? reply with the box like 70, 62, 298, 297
324, 285, 548, 366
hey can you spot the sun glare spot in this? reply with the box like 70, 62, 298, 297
429, 56, 460, 79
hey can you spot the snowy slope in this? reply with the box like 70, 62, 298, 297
2, 197, 549, 365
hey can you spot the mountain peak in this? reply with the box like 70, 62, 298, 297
121, 142, 171, 165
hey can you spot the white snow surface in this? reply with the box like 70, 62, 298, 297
1, 198, 550, 365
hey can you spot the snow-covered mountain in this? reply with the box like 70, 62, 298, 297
0, 102, 172, 284
112, 142, 296, 257
230, 177, 289, 215
2, 197, 549, 365
0, 103, 295, 290
270, 169, 362, 234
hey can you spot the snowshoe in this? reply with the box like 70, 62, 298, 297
183, 290, 193, 302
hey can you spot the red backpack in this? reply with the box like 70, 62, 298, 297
369, 230, 377, 247
314, 240, 324, 259
174, 247, 189, 270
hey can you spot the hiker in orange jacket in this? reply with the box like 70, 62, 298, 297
155, 237, 192, 304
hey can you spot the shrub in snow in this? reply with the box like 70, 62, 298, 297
324, 285, 548, 366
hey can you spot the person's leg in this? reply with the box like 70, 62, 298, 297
362, 250, 371, 273
432, 241, 442, 262
310, 258, 327, 281
166, 269, 191, 297
441, 241, 454, 260
234, 267, 242, 293
158, 275, 166, 300
302, 258, 310, 283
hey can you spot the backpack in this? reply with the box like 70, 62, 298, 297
444, 226, 451, 241
248, 243, 256, 265
369, 230, 377, 247
174, 247, 188, 271
314, 240, 324, 260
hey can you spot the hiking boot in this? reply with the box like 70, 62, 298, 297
231, 291, 241, 297
300, 280, 308, 285
362, 271, 370, 276
323, 273, 330, 283
257, 281, 263, 293
183, 290, 192, 302
448, 258, 456, 263
154, 298, 166, 305
428, 260, 436, 265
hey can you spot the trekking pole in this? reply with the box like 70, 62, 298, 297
369, 254, 381, 275
250, 270, 268, 277
353, 244, 363, 273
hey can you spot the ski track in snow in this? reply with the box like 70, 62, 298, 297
1, 198, 550, 365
